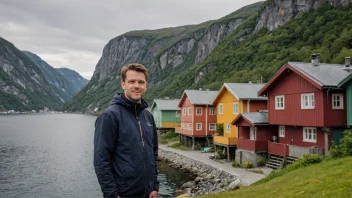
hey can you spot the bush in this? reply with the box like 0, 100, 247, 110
216, 124, 224, 136
258, 157, 268, 167
288, 154, 322, 170
328, 129, 352, 158
244, 161, 253, 169
232, 161, 241, 167
216, 149, 226, 159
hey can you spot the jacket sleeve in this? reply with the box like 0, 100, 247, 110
94, 112, 119, 198
152, 116, 160, 192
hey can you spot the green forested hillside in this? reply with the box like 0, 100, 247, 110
150, 4, 352, 100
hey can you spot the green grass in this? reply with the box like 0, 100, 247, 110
169, 143, 191, 151
201, 156, 352, 198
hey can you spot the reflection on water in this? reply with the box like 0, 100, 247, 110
0, 114, 193, 198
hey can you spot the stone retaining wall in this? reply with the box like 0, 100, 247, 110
158, 149, 241, 197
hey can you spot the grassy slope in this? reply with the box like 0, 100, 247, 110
201, 157, 352, 198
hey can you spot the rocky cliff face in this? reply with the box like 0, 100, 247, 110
55, 68, 89, 93
255, 0, 352, 32
23, 51, 79, 101
0, 37, 63, 111
63, 2, 264, 112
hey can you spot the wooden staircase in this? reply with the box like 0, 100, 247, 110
266, 155, 285, 169
285, 156, 298, 165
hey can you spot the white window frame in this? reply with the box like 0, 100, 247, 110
225, 124, 231, 133
196, 123, 202, 131
275, 95, 285, 110
188, 107, 191, 115
279, 126, 285, 137
209, 107, 216, 115
209, 123, 216, 131
332, 94, 344, 109
233, 102, 238, 115
182, 108, 186, 115
301, 93, 315, 109
176, 111, 180, 117
186, 98, 189, 104
218, 103, 223, 114
303, 127, 317, 143
196, 107, 202, 115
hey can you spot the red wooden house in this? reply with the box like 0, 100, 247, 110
231, 111, 277, 166
258, 54, 350, 167
176, 89, 218, 150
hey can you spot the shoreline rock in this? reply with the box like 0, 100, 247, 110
159, 149, 241, 197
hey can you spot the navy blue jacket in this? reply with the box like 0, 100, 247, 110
94, 94, 159, 198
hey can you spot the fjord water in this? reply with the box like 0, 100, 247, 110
0, 114, 193, 198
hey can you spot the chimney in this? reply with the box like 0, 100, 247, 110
343, 57, 351, 72
311, 53, 320, 66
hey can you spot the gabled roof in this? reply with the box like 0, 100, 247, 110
178, 90, 218, 107
151, 99, 180, 111
338, 73, 352, 88
212, 83, 267, 105
231, 111, 268, 126
259, 62, 351, 96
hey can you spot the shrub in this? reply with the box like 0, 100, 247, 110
258, 157, 268, 167
289, 154, 322, 170
232, 161, 241, 167
328, 129, 352, 158
244, 161, 253, 169
216, 149, 226, 159
216, 124, 224, 136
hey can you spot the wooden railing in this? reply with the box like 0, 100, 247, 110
237, 139, 268, 151
213, 135, 237, 146
288, 145, 324, 158
268, 142, 288, 157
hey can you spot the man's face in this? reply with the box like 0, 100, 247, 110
121, 70, 147, 103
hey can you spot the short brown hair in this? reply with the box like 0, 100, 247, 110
120, 63, 148, 82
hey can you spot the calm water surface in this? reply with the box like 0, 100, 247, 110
0, 114, 193, 198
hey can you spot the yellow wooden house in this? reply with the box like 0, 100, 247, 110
211, 83, 267, 160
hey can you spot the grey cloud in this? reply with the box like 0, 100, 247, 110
0, 0, 262, 79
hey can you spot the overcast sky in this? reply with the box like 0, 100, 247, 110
0, 0, 262, 80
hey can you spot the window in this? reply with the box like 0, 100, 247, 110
275, 95, 285, 110
188, 123, 192, 130
233, 102, 238, 114
182, 108, 186, 115
279, 126, 285, 137
218, 103, 223, 114
176, 111, 180, 117
303, 127, 317, 143
188, 107, 191, 115
226, 124, 231, 133
196, 123, 202, 130
209, 123, 216, 131
209, 107, 216, 115
301, 93, 315, 109
196, 107, 202, 115
186, 98, 189, 104
332, 94, 344, 109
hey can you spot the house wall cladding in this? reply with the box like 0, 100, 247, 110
235, 149, 264, 167
323, 90, 347, 127
267, 70, 324, 126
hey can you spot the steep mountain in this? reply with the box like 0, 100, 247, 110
23, 51, 78, 101
64, 0, 352, 113
63, 1, 264, 112
0, 38, 63, 111
55, 68, 89, 93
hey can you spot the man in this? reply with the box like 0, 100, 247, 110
94, 63, 159, 198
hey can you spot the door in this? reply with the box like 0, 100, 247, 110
250, 127, 257, 140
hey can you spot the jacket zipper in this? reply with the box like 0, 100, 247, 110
135, 105, 147, 195
135, 105, 145, 146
